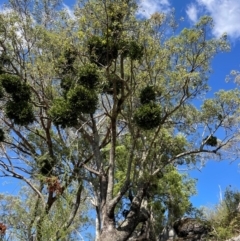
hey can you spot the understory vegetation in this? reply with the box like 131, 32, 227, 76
203, 187, 240, 240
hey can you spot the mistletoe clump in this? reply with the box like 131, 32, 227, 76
60, 46, 77, 74
128, 41, 144, 60
120, 40, 144, 60
0, 52, 10, 73
77, 64, 100, 89
123, 41, 144, 61
11, 84, 31, 102
0, 74, 21, 93
0, 84, 4, 99
60, 75, 73, 93
51, 69, 99, 127
0, 128, 5, 142
64, 47, 77, 66
88, 36, 118, 66
50, 85, 98, 127
140, 86, 156, 104
0, 74, 34, 125
204, 135, 218, 147
39, 158, 54, 176
5, 101, 34, 125
0, 74, 31, 101
134, 103, 161, 130
49, 98, 78, 128
36, 154, 55, 176
67, 86, 98, 114
103, 74, 122, 95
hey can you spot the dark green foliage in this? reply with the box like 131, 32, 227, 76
12, 84, 31, 102
88, 36, 102, 53
127, 41, 144, 60
103, 74, 122, 95
0, 53, 10, 66
5, 101, 34, 125
0, 53, 10, 74
0, 74, 31, 101
87, 36, 143, 65
63, 46, 77, 73
204, 135, 217, 146
120, 40, 144, 60
140, 86, 156, 104
88, 36, 118, 66
77, 64, 99, 89
0, 74, 33, 125
0, 74, 22, 94
67, 86, 98, 114
65, 47, 76, 65
40, 159, 54, 176
0, 128, 5, 142
37, 155, 54, 176
118, 40, 129, 57
56, 46, 77, 74
134, 103, 161, 130
49, 98, 78, 128
60, 76, 73, 95
0, 84, 4, 98
50, 86, 98, 127
218, 114, 223, 121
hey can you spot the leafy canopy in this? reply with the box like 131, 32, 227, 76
0, 0, 239, 240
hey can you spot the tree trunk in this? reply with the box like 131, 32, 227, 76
99, 185, 150, 241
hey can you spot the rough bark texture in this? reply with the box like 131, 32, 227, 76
173, 218, 212, 239
99, 185, 150, 241
160, 218, 212, 241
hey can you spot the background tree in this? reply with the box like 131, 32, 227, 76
0, 185, 92, 240
0, 0, 240, 240
0, 0, 92, 239
203, 187, 240, 240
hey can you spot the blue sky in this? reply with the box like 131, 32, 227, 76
0, 0, 240, 210
138, 0, 240, 208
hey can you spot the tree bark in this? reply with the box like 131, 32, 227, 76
99, 185, 150, 241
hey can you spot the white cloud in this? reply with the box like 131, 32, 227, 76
0, 6, 55, 52
137, 0, 171, 18
187, 0, 240, 41
186, 4, 198, 23
62, 3, 75, 20
0, 5, 13, 15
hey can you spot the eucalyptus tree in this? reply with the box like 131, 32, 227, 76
0, 0, 239, 240
0, 185, 91, 241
